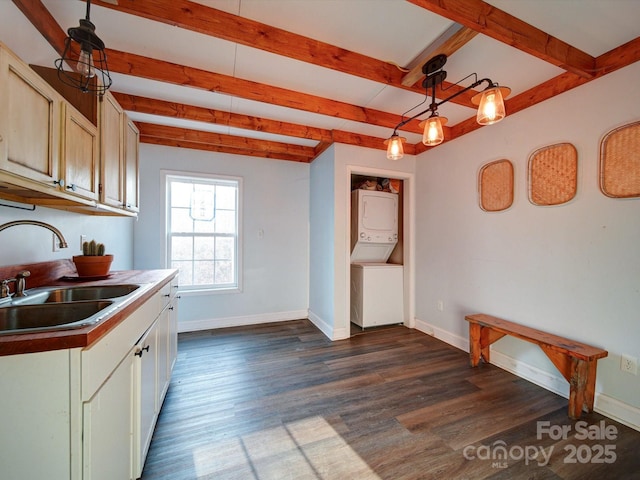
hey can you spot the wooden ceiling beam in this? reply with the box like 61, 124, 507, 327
105, 49, 424, 135
407, 0, 596, 79
92, 0, 409, 90
136, 122, 316, 158
140, 136, 312, 163
401, 24, 479, 87
112, 93, 334, 143
91, 0, 476, 107
11, 0, 67, 56
595, 36, 640, 75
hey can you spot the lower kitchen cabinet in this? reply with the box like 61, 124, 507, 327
83, 352, 134, 480
134, 319, 158, 478
0, 274, 179, 480
0, 349, 74, 479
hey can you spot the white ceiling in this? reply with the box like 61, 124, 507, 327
1, 0, 639, 158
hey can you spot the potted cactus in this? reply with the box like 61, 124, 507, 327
72, 240, 114, 277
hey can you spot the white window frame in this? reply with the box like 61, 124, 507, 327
161, 170, 242, 294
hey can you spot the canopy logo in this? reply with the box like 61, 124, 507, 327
463, 420, 618, 469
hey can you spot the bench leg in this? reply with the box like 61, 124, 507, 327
584, 360, 598, 413
469, 323, 483, 367
568, 358, 590, 420
469, 324, 505, 367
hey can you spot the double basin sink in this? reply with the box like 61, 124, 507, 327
0, 284, 142, 335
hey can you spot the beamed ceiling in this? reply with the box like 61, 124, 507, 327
3, 0, 640, 163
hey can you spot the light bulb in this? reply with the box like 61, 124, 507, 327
482, 93, 497, 122
77, 48, 95, 79
474, 86, 510, 125
385, 134, 405, 160
420, 116, 446, 146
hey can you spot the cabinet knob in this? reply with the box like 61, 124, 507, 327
134, 345, 150, 357
53, 179, 65, 188
66, 184, 77, 192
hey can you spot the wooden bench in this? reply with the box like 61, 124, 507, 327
465, 313, 608, 420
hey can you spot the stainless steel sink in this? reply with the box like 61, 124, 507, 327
9, 284, 141, 306
0, 283, 147, 335
0, 301, 115, 334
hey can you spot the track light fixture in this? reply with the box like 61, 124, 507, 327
55, 0, 112, 95
386, 54, 510, 160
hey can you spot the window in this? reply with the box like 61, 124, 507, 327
164, 171, 241, 291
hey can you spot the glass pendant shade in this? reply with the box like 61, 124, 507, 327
473, 86, 511, 125
385, 134, 405, 160
419, 115, 447, 146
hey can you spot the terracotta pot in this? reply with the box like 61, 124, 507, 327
72, 254, 114, 277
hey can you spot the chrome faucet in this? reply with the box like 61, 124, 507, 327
0, 221, 68, 299
0, 220, 69, 249
1, 271, 31, 298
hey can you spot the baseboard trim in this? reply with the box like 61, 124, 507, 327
307, 310, 349, 340
414, 317, 640, 432
177, 310, 309, 333
414, 317, 468, 352
594, 393, 640, 432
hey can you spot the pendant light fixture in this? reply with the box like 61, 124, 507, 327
55, 0, 112, 95
386, 54, 510, 160
419, 114, 447, 147
383, 133, 406, 161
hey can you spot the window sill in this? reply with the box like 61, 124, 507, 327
177, 286, 241, 297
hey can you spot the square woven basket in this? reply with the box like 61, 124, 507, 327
478, 159, 514, 212
528, 143, 578, 206
599, 121, 640, 198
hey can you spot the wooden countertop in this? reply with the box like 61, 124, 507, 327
0, 268, 178, 357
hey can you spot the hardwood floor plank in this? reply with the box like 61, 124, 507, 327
141, 320, 640, 480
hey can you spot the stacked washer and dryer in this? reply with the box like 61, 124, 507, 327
350, 188, 404, 328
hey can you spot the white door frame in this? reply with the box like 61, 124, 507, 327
342, 165, 415, 337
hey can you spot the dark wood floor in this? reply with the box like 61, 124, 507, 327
141, 320, 640, 480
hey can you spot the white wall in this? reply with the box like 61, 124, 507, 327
134, 144, 309, 330
308, 146, 336, 338
0, 203, 134, 269
414, 61, 640, 428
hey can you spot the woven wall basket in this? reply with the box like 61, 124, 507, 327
599, 121, 640, 198
478, 159, 514, 212
528, 143, 578, 206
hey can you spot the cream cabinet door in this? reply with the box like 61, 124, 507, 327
168, 284, 179, 374
133, 321, 159, 478
124, 116, 140, 212
156, 305, 171, 406
99, 91, 125, 208
62, 103, 99, 201
0, 44, 61, 188
83, 352, 134, 480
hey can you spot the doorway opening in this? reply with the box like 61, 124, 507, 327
349, 173, 407, 336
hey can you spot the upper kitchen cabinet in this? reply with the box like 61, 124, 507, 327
124, 116, 140, 213
0, 43, 62, 191
61, 102, 99, 202
99, 91, 125, 209
0, 43, 99, 210
99, 92, 139, 215
0, 43, 140, 216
